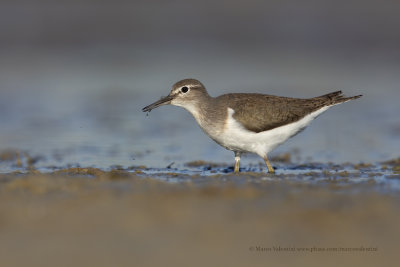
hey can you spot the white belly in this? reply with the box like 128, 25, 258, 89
210, 107, 330, 157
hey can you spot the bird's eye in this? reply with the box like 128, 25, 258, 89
181, 86, 189, 93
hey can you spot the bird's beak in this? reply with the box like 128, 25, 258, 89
142, 95, 174, 112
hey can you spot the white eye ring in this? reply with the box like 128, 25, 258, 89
181, 86, 189, 93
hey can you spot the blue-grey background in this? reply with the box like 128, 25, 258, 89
0, 0, 399, 170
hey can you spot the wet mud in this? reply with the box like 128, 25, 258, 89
0, 150, 399, 266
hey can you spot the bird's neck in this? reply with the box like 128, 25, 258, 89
182, 96, 227, 136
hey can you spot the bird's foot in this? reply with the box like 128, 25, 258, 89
264, 155, 275, 174
234, 151, 241, 173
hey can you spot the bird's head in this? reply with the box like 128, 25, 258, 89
142, 79, 209, 112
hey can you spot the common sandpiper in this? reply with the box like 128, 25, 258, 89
142, 79, 362, 173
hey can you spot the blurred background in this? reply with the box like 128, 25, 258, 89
1, 0, 399, 170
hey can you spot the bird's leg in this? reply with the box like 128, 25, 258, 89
263, 155, 275, 174
234, 151, 241, 173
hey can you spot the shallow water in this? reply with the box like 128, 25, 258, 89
1, 148, 400, 194
138, 162, 400, 193
1, 48, 399, 171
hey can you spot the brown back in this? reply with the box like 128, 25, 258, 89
215, 91, 361, 133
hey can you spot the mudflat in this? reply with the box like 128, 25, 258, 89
0, 159, 399, 267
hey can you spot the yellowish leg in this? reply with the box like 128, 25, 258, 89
234, 151, 241, 173
263, 155, 275, 174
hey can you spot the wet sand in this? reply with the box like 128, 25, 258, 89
1, 156, 399, 267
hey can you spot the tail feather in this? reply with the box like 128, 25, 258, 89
315, 90, 362, 105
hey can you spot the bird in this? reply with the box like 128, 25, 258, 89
142, 79, 362, 173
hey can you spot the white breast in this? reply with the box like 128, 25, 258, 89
211, 106, 331, 157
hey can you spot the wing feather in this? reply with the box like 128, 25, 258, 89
215, 91, 360, 133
